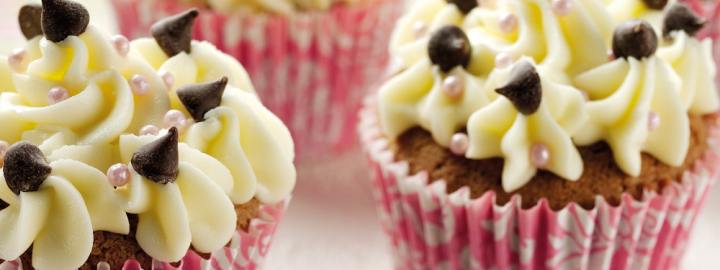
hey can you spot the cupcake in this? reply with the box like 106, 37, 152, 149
111, 0, 404, 159
360, 0, 720, 269
0, 1, 295, 269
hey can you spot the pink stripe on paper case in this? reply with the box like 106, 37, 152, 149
360, 99, 720, 270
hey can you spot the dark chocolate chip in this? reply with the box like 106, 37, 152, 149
41, 0, 90, 42
131, 127, 179, 184
151, 9, 199, 57
495, 60, 542, 115
447, 0, 478, 15
612, 20, 658, 60
428, 25, 472, 72
642, 0, 668, 10
177, 77, 228, 122
3, 142, 52, 195
18, 4, 43, 40
663, 3, 706, 38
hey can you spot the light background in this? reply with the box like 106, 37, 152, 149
0, 1, 718, 269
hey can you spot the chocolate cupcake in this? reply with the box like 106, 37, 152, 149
360, 1, 719, 269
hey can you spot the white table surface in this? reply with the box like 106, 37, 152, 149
0, 1, 718, 269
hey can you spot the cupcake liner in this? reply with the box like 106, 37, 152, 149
111, 0, 405, 159
0, 201, 288, 270
359, 96, 720, 270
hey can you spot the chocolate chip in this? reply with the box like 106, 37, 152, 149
131, 128, 179, 184
612, 20, 658, 60
663, 3, 706, 38
495, 60, 542, 115
642, 0, 668, 10
151, 9, 198, 57
41, 0, 90, 42
3, 142, 52, 195
428, 25, 472, 72
447, 0, 478, 15
18, 4, 43, 40
177, 77, 228, 122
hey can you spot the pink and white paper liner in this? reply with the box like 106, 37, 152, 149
111, 0, 405, 159
359, 97, 720, 270
0, 201, 288, 270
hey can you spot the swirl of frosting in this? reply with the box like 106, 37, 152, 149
0, 159, 128, 270
379, 58, 489, 146
466, 59, 587, 191
657, 31, 719, 114
116, 132, 237, 262
573, 56, 688, 176
0, 26, 172, 143
184, 89, 295, 204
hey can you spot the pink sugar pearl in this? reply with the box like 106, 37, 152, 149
499, 12, 518, 33
648, 111, 661, 131
47, 86, 70, 104
139, 125, 160, 136
8, 48, 25, 72
107, 163, 130, 187
413, 21, 428, 39
131, 74, 150, 95
530, 143, 550, 168
164, 110, 188, 129
450, 133, 469, 155
159, 70, 174, 89
552, 0, 573, 16
442, 75, 465, 99
111, 35, 129, 57
495, 52, 514, 69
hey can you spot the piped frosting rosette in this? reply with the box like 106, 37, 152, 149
0, 143, 127, 270
0, 1, 295, 269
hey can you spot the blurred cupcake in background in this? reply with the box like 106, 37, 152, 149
111, 0, 404, 160
360, 0, 720, 269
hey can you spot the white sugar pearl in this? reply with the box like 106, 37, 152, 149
107, 163, 130, 187
552, 0, 573, 16
163, 110, 188, 130
495, 52, 514, 69
499, 12, 518, 33
648, 111, 661, 131
530, 143, 550, 168
131, 74, 150, 95
8, 48, 25, 72
139, 125, 161, 136
159, 70, 174, 89
47, 86, 70, 104
111, 35, 130, 57
450, 133, 469, 155
442, 75, 465, 99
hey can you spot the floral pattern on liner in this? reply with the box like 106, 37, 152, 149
359, 97, 720, 270
0, 201, 288, 270
111, 0, 404, 159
